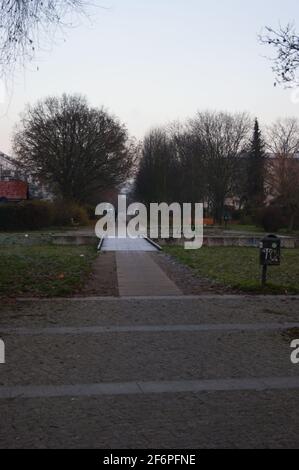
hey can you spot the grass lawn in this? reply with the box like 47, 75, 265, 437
0, 226, 89, 246
164, 246, 299, 294
0, 245, 97, 298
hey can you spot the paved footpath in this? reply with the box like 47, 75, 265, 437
116, 252, 182, 296
101, 236, 157, 252
101, 236, 182, 296
1, 296, 299, 448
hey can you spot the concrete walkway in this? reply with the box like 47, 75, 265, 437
116, 252, 182, 297
1, 296, 299, 448
101, 236, 157, 252
101, 236, 181, 296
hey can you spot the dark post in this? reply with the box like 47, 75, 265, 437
261, 264, 268, 287
224, 214, 229, 229
259, 234, 281, 288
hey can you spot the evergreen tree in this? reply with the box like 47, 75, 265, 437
247, 119, 266, 208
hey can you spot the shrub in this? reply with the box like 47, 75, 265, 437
294, 211, 299, 230
230, 210, 241, 221
0, 201, 53, 231
255, 205, 287, 232
240, 214, 253, 225
20, 201, 54, 229
0, 204, 17, 230
84, 204, 97, 221
0, 200, 89, 231
51, 201, 89, 226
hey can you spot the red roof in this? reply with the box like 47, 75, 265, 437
0, 180, 28, 200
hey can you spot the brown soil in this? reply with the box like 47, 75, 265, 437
80, 250, 238, 298
81, 252, 119, 297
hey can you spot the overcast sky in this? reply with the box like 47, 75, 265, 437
0, 0, 299, 154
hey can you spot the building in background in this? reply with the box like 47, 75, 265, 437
0, 151, 51, 201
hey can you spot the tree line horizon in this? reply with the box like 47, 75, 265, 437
12, 94, 299, 230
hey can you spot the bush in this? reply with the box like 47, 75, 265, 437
84, 204, 97, 221
52, 201, 89, 226
294, 211, 299, 230
230, 209, 243, 221
255, 205, 287, 232
0, 201, 53, 231
21, 201, 54, 229
0, 200, 90, 231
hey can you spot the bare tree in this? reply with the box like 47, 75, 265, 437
168, 122, 206, 205
135, 123, 206, 207
266, 118, 299, 229
0, 0, 88, 75
13, 94, 134, 203
189, 111, 251, 223
135, 113, 251, 223
135, 128, 180, 205
260, 23, 299, 86
267, 118, 299, 155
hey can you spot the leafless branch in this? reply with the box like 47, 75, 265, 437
259, 23, 299, 86
0, 0, 89, 76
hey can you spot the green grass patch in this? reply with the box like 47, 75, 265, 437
164, 246, 299, 294
0, 245, 97, 298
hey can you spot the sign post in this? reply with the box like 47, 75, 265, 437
259, 235, 281, 287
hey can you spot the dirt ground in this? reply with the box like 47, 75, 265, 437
81, 252, 119, 297
81, 251, 239, 297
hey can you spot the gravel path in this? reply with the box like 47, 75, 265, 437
1, 296, 299, 448
152, 252, 238, 295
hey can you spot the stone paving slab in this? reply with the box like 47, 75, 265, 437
2, 321, 299, 336
1, 390, 299, 448
2, 376, 299, 399
116, 252, 182, 296
1, 297, 298, 328
0, 329, 298, 386
1, 297, 299, 448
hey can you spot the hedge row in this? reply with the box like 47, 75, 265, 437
0, 201, 90, 231
254, 206, 299, 232
230, 206, 299, 232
